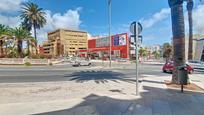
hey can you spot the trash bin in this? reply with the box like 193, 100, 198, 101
177, 65, 188, 85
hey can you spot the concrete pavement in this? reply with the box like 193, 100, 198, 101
1, 74, 204, 115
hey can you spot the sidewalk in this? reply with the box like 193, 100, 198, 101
190, 71, 204, 89
1, 75, 204, 115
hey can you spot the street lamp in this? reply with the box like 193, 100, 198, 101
108, 0, 112, 67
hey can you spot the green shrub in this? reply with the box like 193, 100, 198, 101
24, 62, 32, 66
31, 55, 41, 59
49, 63, 53, 66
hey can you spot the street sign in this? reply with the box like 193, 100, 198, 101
130, 21, 143, 96
130, 35, 143, 45
130, 22, 142, 35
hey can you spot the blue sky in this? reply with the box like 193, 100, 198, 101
0, 0, 204, 45
30, 0, 170, 45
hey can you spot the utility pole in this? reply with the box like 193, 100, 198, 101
108, 0, 112, 67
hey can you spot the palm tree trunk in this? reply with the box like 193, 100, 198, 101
168, 0, 186, 84
0, 40, 3, 57
33, 24, 38, 55
5, 42, 7, 58
27, 40, 30, 58
187, 0, 194, 60
17, 39, 23, 58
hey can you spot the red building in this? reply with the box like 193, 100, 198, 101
78, 33, 129, 59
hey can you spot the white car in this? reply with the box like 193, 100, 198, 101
187, 60, 204, 70
72, 59, 91, 66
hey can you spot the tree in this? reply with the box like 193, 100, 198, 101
162, 43, 173, 62
7, 46, 18, 58
20, 2, 46, 54
187, 0, 194, 60
168, 0, 186, 84
0, 24, 11, 57
26, 37, 36, 57
11, 27, 32, 58
139, 48, 147, 58
152, 51, 160, 59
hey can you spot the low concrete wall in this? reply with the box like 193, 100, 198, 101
0, 58, 64, 65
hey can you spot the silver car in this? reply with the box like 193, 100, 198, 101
72, 58, 91, 66
187, 60, 204, 70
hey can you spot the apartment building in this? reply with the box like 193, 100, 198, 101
40, 29, 88, 58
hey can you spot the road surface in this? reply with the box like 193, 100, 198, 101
0, 62, 202, 83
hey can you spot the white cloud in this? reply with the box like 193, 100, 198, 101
0, 0, 26, 13
193, 4, 204, 34
34, 8, 82, 44
0, 6, 82, 44
141, 8, 170, 28
0, 0, 24, 26
0, 15, 21, 27
87, 33, 92, 40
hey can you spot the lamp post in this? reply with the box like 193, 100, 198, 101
108, 0, 112, 67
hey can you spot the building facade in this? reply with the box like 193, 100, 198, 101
185, 34, 204, 61
78, 33, 129, 59
40, 29, 88, 58
194, 38, 204, 61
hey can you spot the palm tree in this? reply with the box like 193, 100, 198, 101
168, 0, 186, 84
152, 51, 160, 60
163, 43, 173, 62
26, 37, 36, 57
20, 2, 46, 54
11, 27, 32, 58
0, 24, 11, 57
187, 0, 194, 60
139, 48, 148, 59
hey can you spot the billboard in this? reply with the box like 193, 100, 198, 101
96, 34, 127, 47
96, 37, 110, 47
114, 36, 119, 46
114, 34, 126, 46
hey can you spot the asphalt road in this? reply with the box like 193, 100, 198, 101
0, 63, 170, 83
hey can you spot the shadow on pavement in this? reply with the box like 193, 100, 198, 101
35, 85, 204, 115
64, 70, 136, 84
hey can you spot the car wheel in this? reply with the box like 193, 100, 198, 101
189, 70, 193, 74
88, 63, 91, 66
163, 70, 166, 73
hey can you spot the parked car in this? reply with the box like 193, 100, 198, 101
72, 58, 91, 67
162, 61, 194, 74
187, 60, 204, 70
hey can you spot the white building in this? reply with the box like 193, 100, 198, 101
185, 34, 204, 61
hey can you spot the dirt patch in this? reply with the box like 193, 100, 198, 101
165, 80, 204, 92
